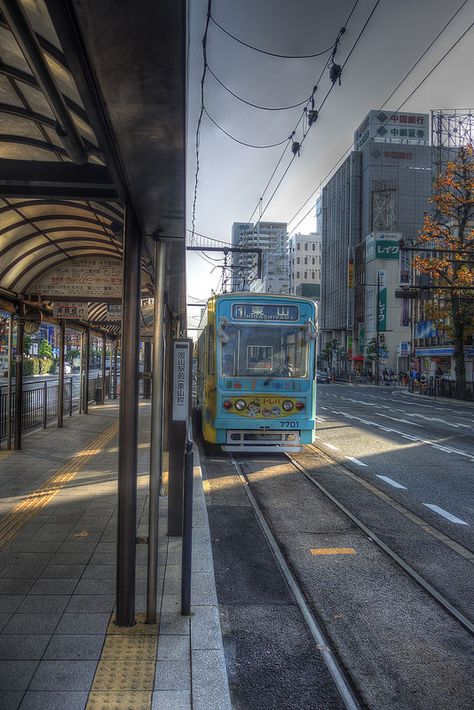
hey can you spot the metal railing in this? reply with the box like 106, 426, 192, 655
0, 371, 119, 447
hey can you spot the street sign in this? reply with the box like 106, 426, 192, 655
53, 302, 89, 319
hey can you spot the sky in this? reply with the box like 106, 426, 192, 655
186, 0, 474, 331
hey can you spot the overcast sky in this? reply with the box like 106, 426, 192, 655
186, 0, 474, 328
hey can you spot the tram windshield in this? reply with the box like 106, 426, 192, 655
220, 323, 308, 378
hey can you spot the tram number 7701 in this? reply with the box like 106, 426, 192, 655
280, 420, 298, 428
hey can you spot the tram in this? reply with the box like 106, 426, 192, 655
195, 292, 318, 452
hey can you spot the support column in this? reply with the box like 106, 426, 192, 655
58, 319, 65, 428
146, 241, 166, 624
14, 303, 24, 450
113, 339, 118, 399
143, 340, 152, 399
101, 333, 106, 404
83, 327, 90, 414
6, 314, 13, 449
116, 204, 142, 627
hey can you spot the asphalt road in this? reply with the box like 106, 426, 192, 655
315, 383, 474, 548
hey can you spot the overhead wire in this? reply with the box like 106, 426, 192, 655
286, 0, 474, 235
209, 13, 345, 59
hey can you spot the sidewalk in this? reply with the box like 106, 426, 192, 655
0, 401, 230, 710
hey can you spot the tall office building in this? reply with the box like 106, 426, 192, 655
231, 221, 288, 293
288, 232, 322, 299
320, 109, 432, 373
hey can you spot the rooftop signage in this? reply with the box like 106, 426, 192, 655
354, 110, 430, 151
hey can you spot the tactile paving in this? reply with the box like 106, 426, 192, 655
91, 660, 155, 691
87, 690, 152, 710
101, 634, 157, 661
107, 612, 159, 635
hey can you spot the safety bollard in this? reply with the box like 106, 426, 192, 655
181, 439, 194, 616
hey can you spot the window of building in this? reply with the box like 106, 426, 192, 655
312, 271, 315, 279
312, 257, 315, 265
296, 271, 300, 278
304, 271, 307, 279
297, 243, 300, 250
296, 256, 300, 264
304, 243, 308, 251
312, 243, 315, 251
304, 257, 308, 265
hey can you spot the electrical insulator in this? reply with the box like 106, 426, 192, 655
291, 141, 301, 157
308, 109, 319, 126
329, 63, 342, 85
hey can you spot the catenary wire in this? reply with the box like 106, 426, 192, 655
209, 11, 353, 59
204, 106, 294, 148
287, 6, 474, 235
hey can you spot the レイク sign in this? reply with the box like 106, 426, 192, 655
172, 341, 191, 421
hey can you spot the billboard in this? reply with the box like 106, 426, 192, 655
354, 110, 430, 151
366, 232, 401, 261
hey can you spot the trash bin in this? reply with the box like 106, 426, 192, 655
95, 387, 102, 404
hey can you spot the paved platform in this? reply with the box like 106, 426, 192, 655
0, 401, 230, 710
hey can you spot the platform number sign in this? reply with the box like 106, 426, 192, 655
172, 341, 191, 421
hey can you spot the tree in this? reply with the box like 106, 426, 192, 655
38, 339, 53, 359
413, 144, 474, 398
23, 335, 32, 354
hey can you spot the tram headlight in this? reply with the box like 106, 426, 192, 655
223, 400, 232, 409
235, 399, 246, 411
295, 401, 305, 410
282, 400, 294, 411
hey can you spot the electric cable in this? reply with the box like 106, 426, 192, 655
287, 4, 474, 235
209, 12, 350, 59
207, 65, 313, 111
204, 107, 294, 148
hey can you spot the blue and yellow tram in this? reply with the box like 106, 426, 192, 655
196, 293, 318, 452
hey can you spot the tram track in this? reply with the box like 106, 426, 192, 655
286, 448, 474, 637
228, 445, 474, 709
230, 453, 362, 710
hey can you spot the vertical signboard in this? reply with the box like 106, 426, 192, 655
378, 287, 387, 332
172, 341, 191, 421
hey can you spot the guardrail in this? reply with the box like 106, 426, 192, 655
0, 373, 117, 447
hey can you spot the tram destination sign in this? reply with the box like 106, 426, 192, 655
232, 304, 299, 321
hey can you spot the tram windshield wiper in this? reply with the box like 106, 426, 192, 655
264, 362, 286, 386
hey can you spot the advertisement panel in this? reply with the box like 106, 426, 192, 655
378, 287, 387, 332
366, 232, 401, 261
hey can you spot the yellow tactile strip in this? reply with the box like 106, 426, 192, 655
87, 613, 159, 710
0, 420, 119, 551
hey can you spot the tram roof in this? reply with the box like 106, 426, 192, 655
0, 0, 186, 328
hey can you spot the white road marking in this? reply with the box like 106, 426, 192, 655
345, 456, 368, 467
325, 443, 339, 451
401, 434, 419, 441
316, 416, 325, 422
376, 475, 407, 489
423, 504, 468, 525
377, 413, 421, 426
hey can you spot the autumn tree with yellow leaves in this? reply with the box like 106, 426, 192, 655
413, 143, 474, 397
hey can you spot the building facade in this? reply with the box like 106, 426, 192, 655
320, 109, 433, 375
288, 232, 322, 299
231, 221, 288, 293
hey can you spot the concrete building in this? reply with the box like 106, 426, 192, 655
231, 221, 288, 293
320, 109, 433, 375
288, 232, 322, 299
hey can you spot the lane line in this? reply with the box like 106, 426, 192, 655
324, 443, 339, 451
345, 456, 367, 467
423, 504, 469, 526
376, 475, 407, 490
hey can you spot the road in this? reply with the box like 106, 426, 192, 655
315, 383, 474, 546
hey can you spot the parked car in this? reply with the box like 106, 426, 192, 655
64, 362, 72, 375
316, 369, 330, 384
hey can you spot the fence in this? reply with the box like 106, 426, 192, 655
0, 372, 118, 448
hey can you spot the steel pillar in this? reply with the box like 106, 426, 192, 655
13, 303, 24, 450
58, 319, 65, 427
6, 314, 13, 449
113, 339, 118, 399
116, 204, 142, 627
101, 333, 106, 404
146, 241, 166, 624
83, 327, 90, 414
143, 340, 152, 399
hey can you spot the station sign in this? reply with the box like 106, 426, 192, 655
106, 304, 122, 321
172, 340, 192, 421
53, 302, 88, 319
30, 257, 122, 299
